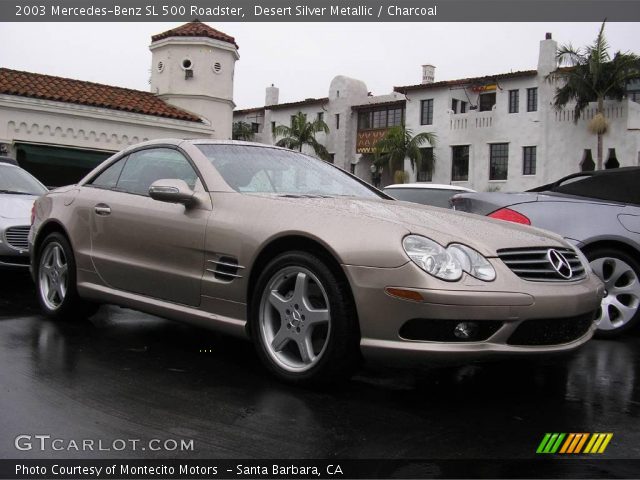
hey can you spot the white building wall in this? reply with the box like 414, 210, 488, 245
0, 94, 213, 157
404, 79, 640, 192
235, 35, 640, 190
234, 76, 404, 173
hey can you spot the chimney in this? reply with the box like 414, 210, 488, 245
538, 33, 557, 76
421, 64, 435, 84
265, 84, 279, 106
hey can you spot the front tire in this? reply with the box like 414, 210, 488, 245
36, 232, 96, 320
586, 247, 640, 338
250, 251, 359, 385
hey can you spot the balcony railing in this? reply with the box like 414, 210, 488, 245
450, 112, 493, 130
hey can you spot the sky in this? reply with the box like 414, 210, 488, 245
1, 22, 638, 109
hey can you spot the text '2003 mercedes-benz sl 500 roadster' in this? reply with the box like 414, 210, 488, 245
30, 139, 605, 384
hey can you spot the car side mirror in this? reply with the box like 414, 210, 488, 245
148, 179, 197, 206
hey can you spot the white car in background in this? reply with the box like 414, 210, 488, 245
383, 183, 475, 208
0, 161, 47, 268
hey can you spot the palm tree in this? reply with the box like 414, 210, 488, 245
373, 126, 437, 183
273, 112, 330, 160
547, 21, 640, 169
232, 121, 255, 141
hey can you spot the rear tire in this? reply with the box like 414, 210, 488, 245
585, 247, 640, 338
35, 232, 97, 321
250, 251, 360, 385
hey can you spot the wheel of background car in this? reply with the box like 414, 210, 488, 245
36, 232, 97, 320
250, 251, 359, 384
586, 247, 640, 338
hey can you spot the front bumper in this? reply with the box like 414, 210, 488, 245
344, 260, 605, 365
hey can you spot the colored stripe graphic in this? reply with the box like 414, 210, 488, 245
536, 433, 565, 453
584, 433, 599, 453
537, 433, 613, 454
574, 433, 589, 453
598, 433, 613, 453
559, 433, 575, 454
536, 433, 552, 453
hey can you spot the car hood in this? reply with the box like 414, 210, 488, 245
258, 195, 567, 257
0, 194, 37, 219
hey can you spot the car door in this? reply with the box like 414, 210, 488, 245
86, 147, 210, 307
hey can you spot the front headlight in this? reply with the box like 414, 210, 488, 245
448, 243, 496, 281
402, 235, 462, 281
402, 235, 496, 282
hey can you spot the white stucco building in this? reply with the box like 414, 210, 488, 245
234, 76, 404, 181
235, 33, 640, 191
0, 21, 238, 186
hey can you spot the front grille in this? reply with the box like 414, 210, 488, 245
497, 247, 585, 282
4, 226, 30, 251
399, 319, 503, 342
507, 312, 596, 346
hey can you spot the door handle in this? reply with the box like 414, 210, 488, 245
94, 204, 111, 216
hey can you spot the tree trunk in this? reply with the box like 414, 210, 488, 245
596, 97, 604, 170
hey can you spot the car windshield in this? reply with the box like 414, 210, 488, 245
197, 144, 382, 198
0, 165, 47, 195
384, 187, 463, 208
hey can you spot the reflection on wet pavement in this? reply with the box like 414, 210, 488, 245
0, 271, 639, 461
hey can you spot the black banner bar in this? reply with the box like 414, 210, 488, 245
2, 0, 640, 22
2, 459, 640, 479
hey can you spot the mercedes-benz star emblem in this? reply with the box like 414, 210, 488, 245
547, 249, 573, 279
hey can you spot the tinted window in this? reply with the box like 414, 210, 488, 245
197, 145, 380, 198
0, 164, 47, 195
117, 148, 198, 196
89, 156, 127, 189
551, 169, 640, 205
383, 188, 464, 208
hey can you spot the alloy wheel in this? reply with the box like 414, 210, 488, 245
259, 266, 332, 372
590, 256, 640, 331
39, 242, 69, 311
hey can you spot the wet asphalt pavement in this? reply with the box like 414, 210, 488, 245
1, 271, 640, 469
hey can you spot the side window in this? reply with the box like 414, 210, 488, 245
89, 156, 128, 189
116, 148, 198, 196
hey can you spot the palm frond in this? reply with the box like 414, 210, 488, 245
373, 126, 437, 174
272, 111, 331, 159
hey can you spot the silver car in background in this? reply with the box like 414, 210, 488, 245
0, 161, 47, 268
383, 183, 475, 209
452, 167, 640, 337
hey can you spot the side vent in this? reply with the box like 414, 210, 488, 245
207, 256, 244, 282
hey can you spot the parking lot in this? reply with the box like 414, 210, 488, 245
1, 271, 639, 471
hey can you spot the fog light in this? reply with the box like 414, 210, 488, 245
454, 322, 478, 340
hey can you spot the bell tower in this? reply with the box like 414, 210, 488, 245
150, 20, 239, 139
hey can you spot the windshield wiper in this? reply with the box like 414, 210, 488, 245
278, 194, 332, 198
0, 189, 33, 195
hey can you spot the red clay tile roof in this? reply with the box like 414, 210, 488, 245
0, 68, 202, 122
265, 97, 329, 111
394, 70, 538, 93
152, 20, 238, 48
